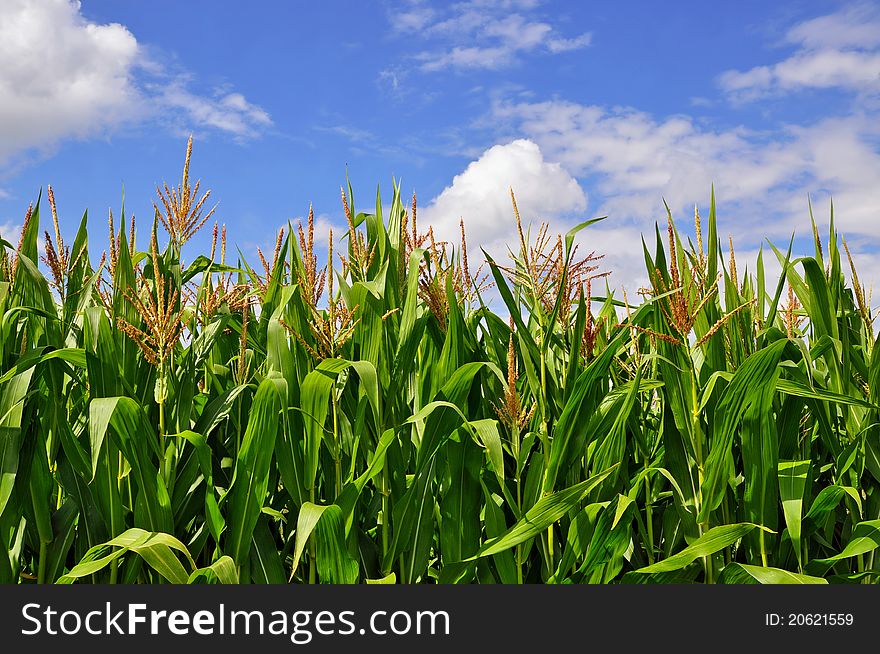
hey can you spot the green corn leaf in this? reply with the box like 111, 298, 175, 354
720, 563, 827, 584
59, 528, 195, 584
815, 520, 880, 564
225, 378, 284, 565
778, 460, 810, 569
188, 556, 239, 584
635, 524, 768, 574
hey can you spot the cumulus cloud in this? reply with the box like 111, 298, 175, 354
391, 1, 591, 72
0, 0, 271, 168
419, 140, 587, 262
418, 139, 653, 300
416, 139, 634, 306
718, 3, 880, 101
0, 0, 139, 164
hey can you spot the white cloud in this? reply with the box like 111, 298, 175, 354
484, 15, 552, 48
159, 82, 272, 140
418, 139, 657, 301
418, 46, 514, 72
393, 3, 437, 32
494, 99, 879, 234
0, 0, 271, 168
392, 1, 591, 72
782, 114, 880, 236
720, 50, 880, 100
477, 97, 880, 296
0, 0, 139, 164
378, 68, 403, 94
493, 100, 790, 226
719, 4, 880, 100
785, 3, 880, 50
546, 33, 593, 53
0, 221, 23, 247
408, 5, 880, 298
420, 139, 587, 259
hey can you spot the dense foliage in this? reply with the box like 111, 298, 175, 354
1, 139, 878, 584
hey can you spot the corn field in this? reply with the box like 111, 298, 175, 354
1, 138, 878, 585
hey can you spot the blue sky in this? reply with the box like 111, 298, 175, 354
1, 0, 879, 296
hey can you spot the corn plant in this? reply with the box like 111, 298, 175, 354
0, 138, 878, 584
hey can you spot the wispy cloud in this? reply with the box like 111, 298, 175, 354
157, 79, 272, 141
311, 122, 422, 162
0, 0, 272, 169
390, 0, 591, 72
785, 3, 880, 50
378, 67, 404, 95
718, 3, 880, 101
314, 124, 379, 144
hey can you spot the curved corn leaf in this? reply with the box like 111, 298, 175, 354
59, 528, 195, 584
635, 524, 768, 574
188, 556, 239, 584
720, 563, 827, 584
